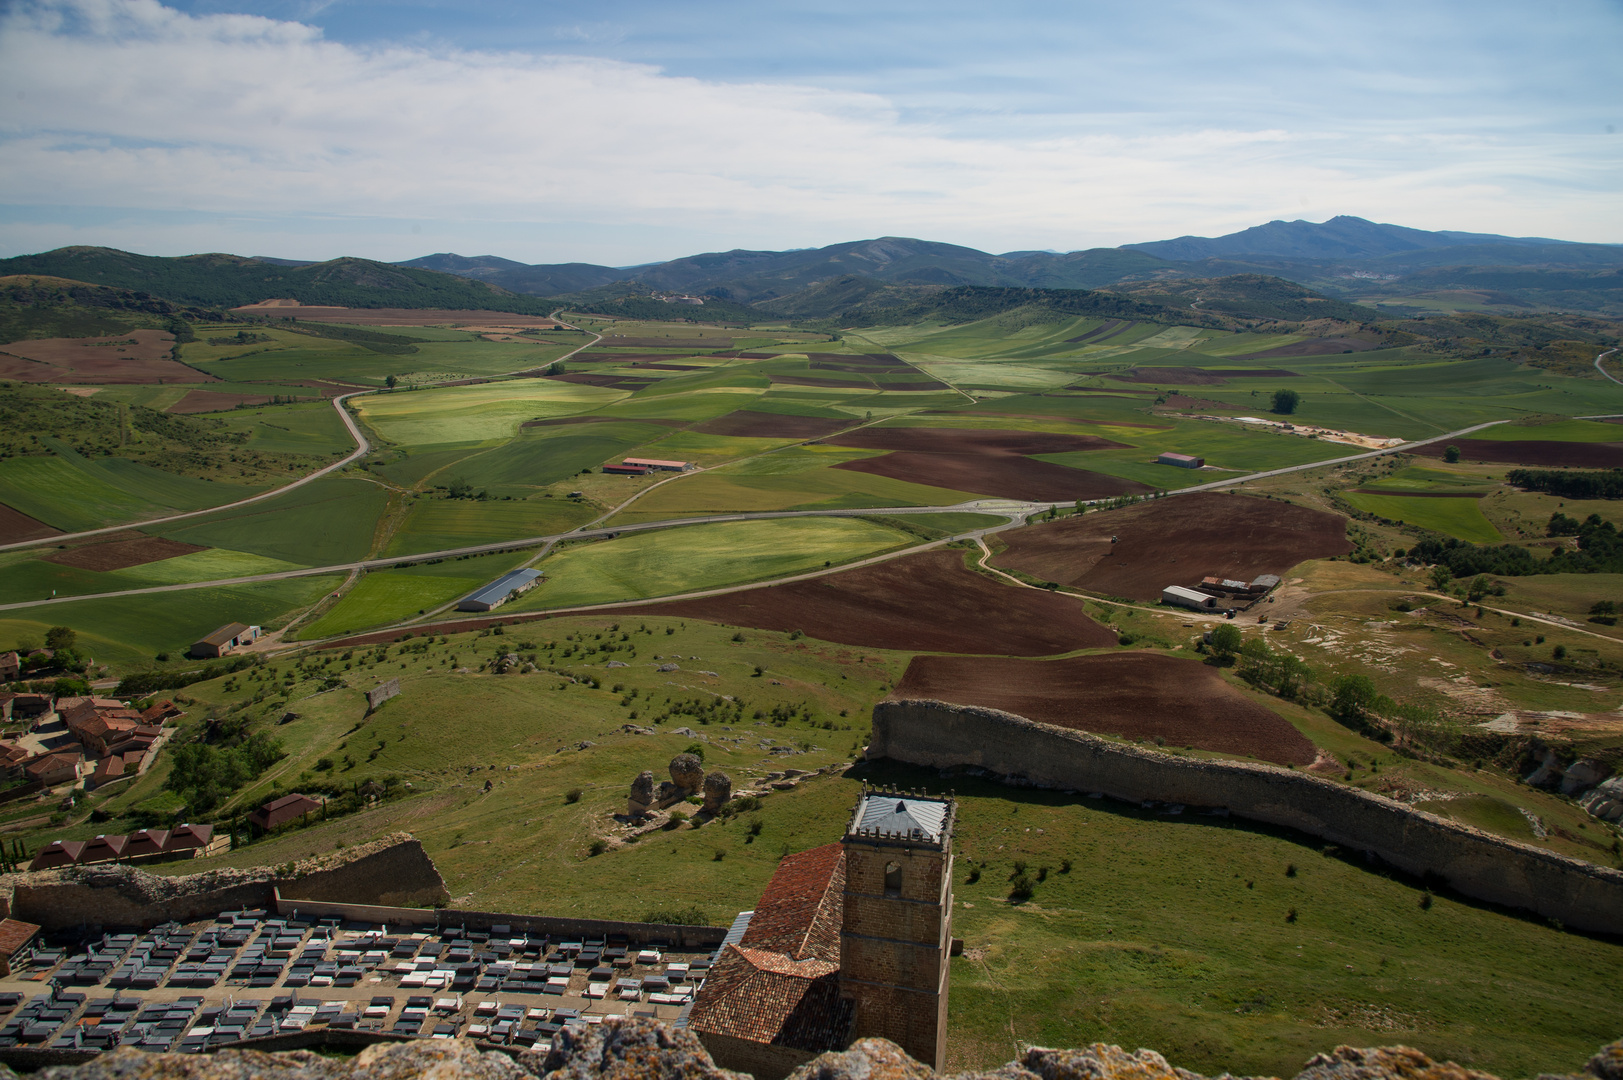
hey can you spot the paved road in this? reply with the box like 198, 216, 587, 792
1595, 347, 1621, 386
0, 501, 1041, 613
0, 321, 605, 554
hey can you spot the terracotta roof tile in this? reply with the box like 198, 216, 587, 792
740, 841, 845, 963
688, 944, 852, 1052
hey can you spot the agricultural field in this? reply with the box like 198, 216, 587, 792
296, 549, 535, 639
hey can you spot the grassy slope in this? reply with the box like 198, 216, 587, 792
155, 476, 387, 565
1343, 492, 1503, 543
297, 550, 534, 638
505, 518, 917, 611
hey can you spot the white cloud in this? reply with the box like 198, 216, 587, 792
0, 0, 1618, 261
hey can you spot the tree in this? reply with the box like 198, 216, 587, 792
1209, 623, 1243, 659
1443, 445, 1461, 463
1271, 389, 1300, 415
1467, 575, 1491, 602
1330, 673, 1378, 725
1429, 565, 1453, 590
44, 626, 76, 651
385, 374, 398, 388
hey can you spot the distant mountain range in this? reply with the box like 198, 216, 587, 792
387, 217, 1623, 312
5, 216, 1621, 321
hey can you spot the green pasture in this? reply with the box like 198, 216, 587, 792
0, 545, 310, 606
1472, 418, 1623, 443
0, 575, 342, 665
508, 517, 915, 610
193, 329, 581, 387
74, 386, 191, 411
384, 498, 594, 557
371, 443, 490, 489
297, 550, 533, 638
632, 430, 802, 466
910, 356, 1079, 390
0, 446, 265, 531
609, 451, 981, 523
1343, 492, 1503, 542
355, 382, 626, 447
1036, 420, 1342, 488
603, 388, 765, 422
449, 421, 679, 495
216, 402, 354, 456
1360, 465, 1499, 493
155, 476, 387, 566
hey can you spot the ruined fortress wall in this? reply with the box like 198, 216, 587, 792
1, 833, 445, 931
871, 700, 1623, 935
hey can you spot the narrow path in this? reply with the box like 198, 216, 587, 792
1595, 347, 1621, 386
0, 320, 605, 554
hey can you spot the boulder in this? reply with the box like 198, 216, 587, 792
540, 1016, 747, 1080
702, 771, 732, 813
670, 752, 705, 792
1524, 748, 1564, 788
1579, 776, 1623, 822
1561, 758, 1611, 795
628, 771, 656, 817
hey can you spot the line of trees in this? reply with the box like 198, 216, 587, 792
1506, 467, 1623, 501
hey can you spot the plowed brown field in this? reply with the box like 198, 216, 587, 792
992, 492, 1349, 601
892, 651, 1316, 764
0, 330, 211, 384
1414, 439, 1623, 468
169, 390, 271, 413
230, 304, 563, 327
822, 425, 1147, 502
42, 536, 206, 571
695, 411, 853, 439
0, 503, 61, 544
620, 549, 1115, 655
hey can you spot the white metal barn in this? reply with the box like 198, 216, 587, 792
1162, 585, 1218, 611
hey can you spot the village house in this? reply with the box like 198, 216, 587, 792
0, 652, 18, 682
248, 793, 321, 832
23, 749, 83, 788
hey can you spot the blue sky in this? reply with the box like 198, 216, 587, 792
1, 0, 1619, 264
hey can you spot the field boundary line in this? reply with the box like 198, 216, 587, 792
0, 320, 606, 553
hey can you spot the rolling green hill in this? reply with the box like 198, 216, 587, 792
0, 274, 222, 343
0, 248, 556, 315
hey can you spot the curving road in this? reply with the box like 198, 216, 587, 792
0, 319, 605, 554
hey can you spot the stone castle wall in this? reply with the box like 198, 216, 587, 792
870, 700, 1623, 935
1, 833, 447, 931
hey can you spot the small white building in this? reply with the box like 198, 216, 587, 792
1162, 585, 1218, 611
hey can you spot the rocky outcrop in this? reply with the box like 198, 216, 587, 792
670, 753, 705, 793
703, 772, 733, 814
1578, 777, 1623, 823
628, 771, 656, 817
1560, 759, 1611, 796
4, 1020, 1619, 1080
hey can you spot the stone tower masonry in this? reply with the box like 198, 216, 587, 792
839, 787, 955, 1071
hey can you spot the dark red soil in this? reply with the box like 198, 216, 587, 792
1413, 439, 1623, 468
546, 372, 656, 390
0, 503, 61, 545
891, 652, 1317, 765
767, 374, 874, 389
1155, 394, 1236, 413
575, 352, 703, 364
993, 492, 1350, 602
694, 410, 854, 439
621, 549, 1116, 655
823, 426, 1147, 501
1110, 367, 1297, 385
807, 353, 907, 370
826, 428, 1128, 455
835, 453, 1150, 501
599, 336, 732, 349
231, 305, 563, 327
42, 536, 206, 572
1234, 337, 1380, 359
168, 390, 272, 414
0, 330, 215, 385
1065, 319, 1129, 344
634, 363, 702, 371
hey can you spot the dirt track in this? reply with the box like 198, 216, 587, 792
695, 410, 853, 439
1413, 439, 1623, 468
620, 549, 1115, 655
992, 492, 1350, 601
892, 651, 1317, 764
43, 536, 207, 572
0, 503, 60, 545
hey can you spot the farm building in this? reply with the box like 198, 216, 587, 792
0, 652, 17, 681
249, 793, 321, 832
1162, 585, 1219, 611
622, 457, 692, 472
190, 622, 260, 659
456, 568, 543, 612
0, 918, 40, 977
1157, 452, 1205, 469
1251, 574, 1282, 591
25, 824, 216, 870
603, 463, 650, 476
